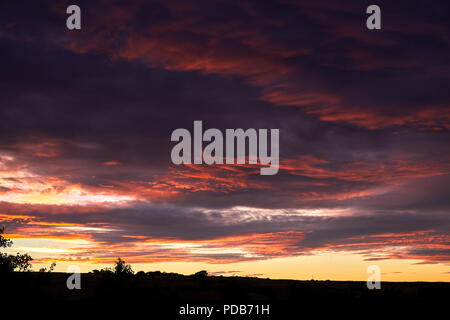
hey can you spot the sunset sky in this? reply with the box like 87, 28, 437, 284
0, 0, 449, 281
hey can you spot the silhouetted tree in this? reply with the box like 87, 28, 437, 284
114, 257, 133, 275
0, 227, 33, 272
0, 227, 12, 248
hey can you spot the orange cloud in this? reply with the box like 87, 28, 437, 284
281, 156, 450, 182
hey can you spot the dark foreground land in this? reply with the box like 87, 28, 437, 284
1, 272, 448, 317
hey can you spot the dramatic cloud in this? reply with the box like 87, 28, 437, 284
0, 0, 448, 275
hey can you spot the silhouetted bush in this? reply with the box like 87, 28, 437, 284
38, 262, 56, 273
191, 270, 208, 280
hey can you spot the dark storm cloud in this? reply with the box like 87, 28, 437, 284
2, 0, 449, 132
342, 174, 450, 213
298, 213, 450, 249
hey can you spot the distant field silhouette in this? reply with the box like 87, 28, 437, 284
2, 270, 448, 317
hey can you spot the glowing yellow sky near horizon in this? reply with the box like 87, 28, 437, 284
28, 253, 450, 282
5, 237, 449, 282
